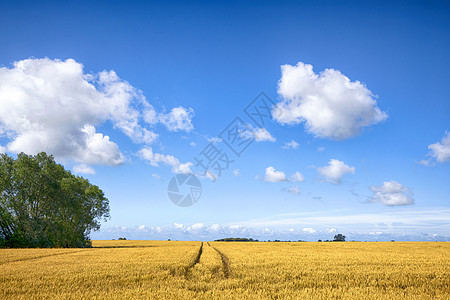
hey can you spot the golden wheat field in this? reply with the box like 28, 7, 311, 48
0, 241, 449, 299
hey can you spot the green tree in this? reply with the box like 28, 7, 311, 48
333, 234, 346, 242
0, 152, 110, 248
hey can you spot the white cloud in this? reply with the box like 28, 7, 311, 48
282, 140, 299, 149
263, 167, 304, 184
156, 107, 194, 132
253, 128, 276, 142
427, 132, 450, 163
264, 166, 288, 182
287, 186, 301, 195
209, 224, 221, 231
152, 173, 161, 180
190, 141, 196, 147
417, 159, 433, 166
290, 171, 304, 182
172, 222, 248, 236
207, 137, 223, 144
0, 57, 196, 170
187, 223, 205, 232
370, 181, 414, 206
0, 58, 162, 165
143, 107, 158, 124
173, 223, 185, 230
228, 224, 245, 234
73, 163, 96, 175
79, 125, 125, 166
0, 145, 5, 153
207, 170, 218, 181
228, 224, 243, 230
326, 228, 337, 233
273, 61, 387, 140
243, 209, 450, 232
137, 146, 192, 174
233, 169, 241, 176
317, 146, 325, 152
318, 159, 355, 184
262, 228, 272, 234
302, 227, 316, 234
238, 125, 275, 143
175, 162, 193, 174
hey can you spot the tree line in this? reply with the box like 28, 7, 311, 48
0, 152, 110, 248
215, 234, 346, 242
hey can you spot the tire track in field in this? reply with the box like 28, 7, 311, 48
208, 242, 231, 278
189, 241, 203, 268
179, 241, 203, 278
0, 250, 85, 265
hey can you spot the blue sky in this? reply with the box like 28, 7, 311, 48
0, 0, 449, 241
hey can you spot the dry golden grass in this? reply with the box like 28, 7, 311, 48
1, 241, 449, 299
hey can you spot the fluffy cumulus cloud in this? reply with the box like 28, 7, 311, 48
233, 169, 241, 176
137, 146, 192, 174
0, 145, 5, 153
263, 167, 305, 183
273, 62, 387, 140
253, 128, 276, 142
318, 159, 355, 184
0, 58, 195, 171
370, 181, 414, 206
282, 140, 299, 149
264, 166, 288, 182
427, 132, 450, 163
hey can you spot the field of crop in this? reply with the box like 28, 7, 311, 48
1, 241, 449, 299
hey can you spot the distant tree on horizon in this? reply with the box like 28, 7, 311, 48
333, 234, 346, 242
214, 237, 258, 242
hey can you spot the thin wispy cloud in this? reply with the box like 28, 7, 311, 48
138, 146, 192, 174
73, 163, 96, 175
282, 140, 299, 149
146, 106, 195, 132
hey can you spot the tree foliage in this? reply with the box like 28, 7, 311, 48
214, 238, 258, 242
0, 152, 110, 248
333, 234, 346, 242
